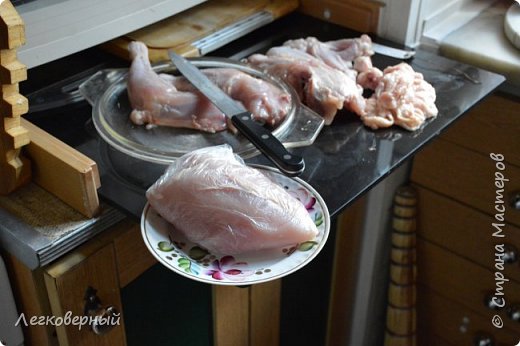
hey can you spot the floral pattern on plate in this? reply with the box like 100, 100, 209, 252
141, 166, 330, 286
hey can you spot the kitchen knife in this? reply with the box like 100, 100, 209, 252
168, 51, 305, 176
372, 43, 415, 60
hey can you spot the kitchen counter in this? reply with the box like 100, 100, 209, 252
440, 0, 520, 93
0, 13, 506, 268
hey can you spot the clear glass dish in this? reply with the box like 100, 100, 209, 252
80, 57, 324, 164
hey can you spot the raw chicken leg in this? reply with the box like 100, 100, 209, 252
127, 41, 292, 132
169, 68, 291, 127
127, 41, 227, 133
146, 145, 319, 255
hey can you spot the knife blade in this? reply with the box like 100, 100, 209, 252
372, 43, 415, 60
168, 51, 305, 176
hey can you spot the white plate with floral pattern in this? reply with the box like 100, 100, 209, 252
141, 166, 330, 286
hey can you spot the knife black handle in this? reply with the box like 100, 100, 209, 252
231, 112, 305, 176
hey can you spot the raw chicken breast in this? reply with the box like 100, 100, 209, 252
146, 145, 319, 255
362, 63, 438, 131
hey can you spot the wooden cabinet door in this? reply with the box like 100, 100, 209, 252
418, 286, 520, 345
412, 137, 520, 228
44, 244, 126, 346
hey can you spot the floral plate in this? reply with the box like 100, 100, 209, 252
141, 166, 330, 286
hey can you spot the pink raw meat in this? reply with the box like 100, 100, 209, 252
168, 68, 291, 127
283, 35, 373, 78
127, 41, 227, 133
362, 63, 438, 131
248, 46, 365, 125
146, 145, 319, 255
127, 41, 291, 132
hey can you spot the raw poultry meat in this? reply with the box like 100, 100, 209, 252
354, 56, 383, 90
247, 36, 437, 131
127, 41, 291, 132
167, 68, 291, 127
248, 46, 365, 125
283, 35, 373, 78
127, 41, 227, 133
146, 145, 319, 255
362, 63, 438, 131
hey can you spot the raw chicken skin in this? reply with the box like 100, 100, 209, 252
362, 63, 438, 131
127, 41, 227, 133
146, 145, 319, 255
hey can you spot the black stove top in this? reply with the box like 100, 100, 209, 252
23, 12, 505, 219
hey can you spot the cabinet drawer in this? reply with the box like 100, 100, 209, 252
412, 138, 520, 228
416, 186, 520, 283
441, 94, 520, 168
44, 244, 126, 346
418, 285, 520, 345
417, 239, 520, 333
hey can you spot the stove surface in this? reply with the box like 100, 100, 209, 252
23, 12, 505, 220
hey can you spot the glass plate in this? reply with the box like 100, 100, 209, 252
80, 58, 324, 164
140, 165, 330, 286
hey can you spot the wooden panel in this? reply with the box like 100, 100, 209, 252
416, 333, 455, 346
299, 0, 382, 33
411, 137, 520, 228
102, 0, 298, 63
417, 239, 520, 334
250, 280, 281, 346
441, 94, 520, 168
22, 118, 100, 218
3, 252, 57, 346
417, 286, 520, 345
212, 285, 250, 346
415, 185, 520, 283
326, 195, 367, 346
114, 221, 157, 287
44, 244, 126, 346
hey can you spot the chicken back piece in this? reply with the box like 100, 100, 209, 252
146, 145, 319, 255
248, 46, 365, 125
283, 35, 374, 78
127, 41, 291, 132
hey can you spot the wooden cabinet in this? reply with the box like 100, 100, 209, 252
418, 285, 519, 345
5, 217, 282, 346
411, 93, 520, 343
44, 244, 126, 346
